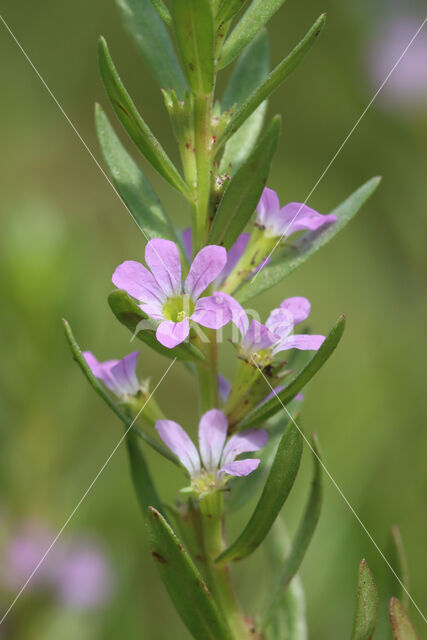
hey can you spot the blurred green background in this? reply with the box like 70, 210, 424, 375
0, 0, 426, 637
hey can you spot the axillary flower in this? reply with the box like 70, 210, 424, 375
83, 351, 142, 400
112, 239, 233, 349
155, 409, 268, 498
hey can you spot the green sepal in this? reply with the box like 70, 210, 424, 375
108, 289, 205, 362
218, 0, 287, 69
236, 176, 381, 304
216, 422, 303, 564
150, 0, 172, 26
237, 316, 345, 430
126, 430, 165, 517
98, 37, 191, 198
172, 0, 215, 96
115, 0, 186, 97
209, 115, 281, 249
62, 319, 177, 463
351, 559, 378, 640
217, 14, 326, 151
146, 507, 234, 640
389, 598, 419, 640
216, 0, 249, 27
95, 104, 180, 243
220, 29, 270, 176
264, 434, 322, 626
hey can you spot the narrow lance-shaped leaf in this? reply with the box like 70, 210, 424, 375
263, 517, 308, 639
108, 289, 205, 363
264, 434, 322, 627
95, 104, 180, 244
146, 507, 234, 640
237, 316, 345, 430
62, 319, 177, 464
150, 0, 172, 26
218, 0, 287, 69
217, 14, 326, 152
209, 115, 281, 250
126, 430, 164, 517
351, 560, 378, 640
216, 422, 303, 564
216, 0, 249, 27
116, 0, 186, 96
389, 598, 419, 640
236, 176, 381, 304
220, 29, 270, 176
172, 0, 214, 95
98, 37, 191, 198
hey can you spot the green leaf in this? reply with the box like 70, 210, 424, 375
116, 0, 186, 97
351, 560, 379, 640
95, 104, 180, 243
62, 319, 177, 463
146, 507, 234, 640
98, 37, 191, 198
264, 434, 322, 626
209, 115, 281, 249
386, 526, 410, 609
217, 14, 326, 150
220, 29, 270, 176
263, 518, 308, 640
237, 316, 345, 430
236, 176, 381, 304
126, 430, 164, 517
150, 0, 172, 26
172, 0, 214, 95
218, 0, 287, 69
108, 289, 205, 362
216, 422, 303, 564
216, 0, 249, 26
389, 598, 419, 640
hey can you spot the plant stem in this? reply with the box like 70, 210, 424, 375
195, 329, 219, 412
193, 93, 213, 253
200, 494, 251, 639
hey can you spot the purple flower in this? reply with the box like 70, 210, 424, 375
83, 351, 141, 399
225, 294, 325, 360
155, 409, 268, 493
112, 239, 233, 349
256, 187, 337, 239
367, 15, 427, 109
218, 374, 232, 403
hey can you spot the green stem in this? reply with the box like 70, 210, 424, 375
200, 494, 251, 639
193, 93, 213, 253
195, 329, 219, 412
221, 229, 276, 294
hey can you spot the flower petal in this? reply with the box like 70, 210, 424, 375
280, 296, 311, 325
280, 203, 337, 236
112, 260, 164, 304
241, 319, 277, 354
192, 294, 232, 329
155, 420, 201, 475
145, 239, 182, 298
156, 318, 190, 348
216, 233, 250, 284
198, 409, 228, 471
219, 459, 261, 477
218, 375, 231, 403
217, 293, 249, 336
256, 187, 280, 227
109, 352, 140, 396
265, 307, 293, 338
83, 352, 119, 393
221, 428, 268, 465
274, 333, 325, 353
184, 245, 227, 300
181, 228, 193, 261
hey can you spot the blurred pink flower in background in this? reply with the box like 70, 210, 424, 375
1, 521, 114, 611
367, 14, 427, 109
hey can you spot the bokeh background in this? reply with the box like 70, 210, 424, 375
1, 0, 426, 637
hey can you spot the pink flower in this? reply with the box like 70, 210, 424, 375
155, 410, 268, 492
83, 351, 141, 399
256, 187, 337, 239
112, 239, 233, 349
225, 294, 325, 359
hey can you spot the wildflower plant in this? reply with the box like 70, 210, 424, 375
62, 0, 417, 637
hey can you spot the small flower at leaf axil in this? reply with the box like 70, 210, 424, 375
83, 351, 143, 400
